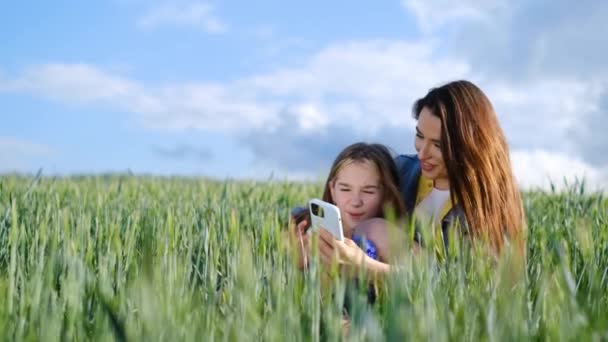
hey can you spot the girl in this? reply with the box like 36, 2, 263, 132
288, 142, 406, 269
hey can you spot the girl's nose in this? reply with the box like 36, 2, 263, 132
352, 193, 364, 206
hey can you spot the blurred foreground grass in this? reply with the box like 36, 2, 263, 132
0, 175, 606, 341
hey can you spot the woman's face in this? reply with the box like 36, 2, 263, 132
415, 106, 449, 189
330, 160, 384, 236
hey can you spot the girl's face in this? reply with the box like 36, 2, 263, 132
330, 160, 384, 236
415, 106, 449, 190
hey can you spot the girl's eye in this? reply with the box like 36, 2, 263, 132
363, 191, 376, 195
339, 188, 350, 192
416, 133, 423, 139
434, 143, 441, 148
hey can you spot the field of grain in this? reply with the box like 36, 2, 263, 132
0, 175, 606, 341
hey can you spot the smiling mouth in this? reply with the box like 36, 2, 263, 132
349, 214, 366, 222
421, 162, 435, 171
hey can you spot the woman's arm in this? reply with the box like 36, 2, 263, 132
318, 228, 392, 282
353, 217, 408, 263
361, 255, 391, 280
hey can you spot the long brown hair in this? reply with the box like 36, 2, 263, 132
413, 80, 525, 253
321, 142, 406, 220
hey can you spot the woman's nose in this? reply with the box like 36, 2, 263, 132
418, 142, 430, 159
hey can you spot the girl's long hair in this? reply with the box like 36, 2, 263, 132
413, 80, 525, 253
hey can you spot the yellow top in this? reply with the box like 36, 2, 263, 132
414, 175, 458, 259
415, 175, 456, 224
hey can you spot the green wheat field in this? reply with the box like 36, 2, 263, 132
0, 174, 606, 341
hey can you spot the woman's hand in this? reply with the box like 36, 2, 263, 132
288, 217, 310, 270
318, 228, 366, 276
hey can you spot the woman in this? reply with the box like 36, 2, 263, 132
288, 142, 406, 269
318, 80, 526, 277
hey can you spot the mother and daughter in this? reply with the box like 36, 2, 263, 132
287, 79, 526, 278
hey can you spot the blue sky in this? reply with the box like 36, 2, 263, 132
1, 0, 607, 190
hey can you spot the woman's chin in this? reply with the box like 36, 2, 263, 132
421, 169, 436, 179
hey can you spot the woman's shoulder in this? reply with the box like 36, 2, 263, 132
394, 154, 421, 211
394, 154, 419, 170
394, 154, 421, 183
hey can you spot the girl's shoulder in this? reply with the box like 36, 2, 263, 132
352, 234, 378, 260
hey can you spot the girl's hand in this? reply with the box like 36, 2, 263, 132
318, 228, 366, 275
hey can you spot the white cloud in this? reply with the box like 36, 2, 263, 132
0, 64, 279, 133
511, 149, 607, 192
137, 2, 226, 33
3, 64, 145, 104
1, 37, 606, 189
483, 78, 604, 154
292, 103, 329, 132
402, 0, 608, 81
401, 0, 509, 34
0, 40, 470, 135
143, 83, 280, 132
245, 40, 471, 132
0, 138, 56, 172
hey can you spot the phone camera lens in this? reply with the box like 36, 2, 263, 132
311, 203, 324, 217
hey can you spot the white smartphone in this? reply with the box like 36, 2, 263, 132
308, 199, 344, 242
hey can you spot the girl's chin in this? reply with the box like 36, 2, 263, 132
343, 220, 357, 234
342, 226, 354, 238
345, 217, 364, 229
